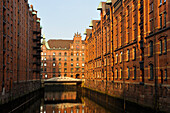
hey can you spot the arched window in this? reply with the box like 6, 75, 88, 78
120, 52, 123, 63
76, 52, 79, 56
116, 53, 118, 63
64, 62, 67, 67
59, 63, 61, 66
133, 66, 136, 80
150, 64, 153, 80
53, 62, 55, 66
71, 52, 73, 56
53, 52, 55, 56
64, 52, 67, 56
127, 49, 130, 61
59, 52, 61, 56
149, 41, 153, 57
127, 67, 130, 79
160, 40, 162, 54
133, 47, 136, 60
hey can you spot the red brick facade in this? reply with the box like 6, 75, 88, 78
84, 0, 170, 111
0, 0, 42, 104
41, 32, 85, 79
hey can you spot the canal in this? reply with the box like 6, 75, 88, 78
1, 85, 156, 113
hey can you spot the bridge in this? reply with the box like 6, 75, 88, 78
41, 77, 83, 86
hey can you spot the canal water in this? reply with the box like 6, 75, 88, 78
2, 85, 156, 113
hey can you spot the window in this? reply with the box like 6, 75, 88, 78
82, 58, 84, 61
59, 58, 61, 61
53, 74, 55, 77
44, 53, 46, 55
164, 38, 167, 53
53, 63, 55, 66
82, 53, 84, 56
116, 53, 118, 63
64, 52, 67, 56
133, 47, 136, 60
71, 58, 73, 61
41, 57, 43, 60
116, 68, 118, 79
127, 67, 130, 79
82, 63, 85, 67
41, 63, 43, 66
127, 49, 130, 61
53, 68, 56, 72
150, 3, 153, 12
150, 64, 153, 80
160, 0, 162, 5
77, 57, 79, 61
164, 0, 166, 2
44, 68, 46, 72
133, 66, 136, 80
160, 40, 162, 54
59, 68, 61, 72
64, 68, 67, 72
76, 63, 79, 66
82, 74, 84, 78
71, 68, 73, 72
53, 58, 56, 61
53, 52, 55, 56
65, 57, 67, 61
44, 57, 46, 61
71, 74, 73, 77
64, 74, 67, 77
82, 68, 84, 72
150, 41, 153, 57
71, 52, 73, 56
59, 52, 61, 56
120, 52, 123, 63
41, 68, 43, 72
45, 74, 48, 78
64, 63, 67, 67
44, 63, 47, 66
76, 53, 79, 56
164, 12, 166, 27
59, 63, 61, 66
160, 14, 162, 28
71, 63, 73, 66
120, 68, 123, 79
82, 46, 84, 49
165, 69, 167, 80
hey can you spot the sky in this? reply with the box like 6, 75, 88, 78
28, 0, 103, 40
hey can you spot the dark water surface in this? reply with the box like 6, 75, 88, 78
2, 85, 158, 113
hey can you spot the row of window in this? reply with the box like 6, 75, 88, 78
43, 74, 85, 79
149, 38, 167, 57
42, 52, 85, 56
41, 63, 85, 67
41, 68, 85, 72
115, 65, 167, 81
42, 57, 85, 61
115, 47, 136, 63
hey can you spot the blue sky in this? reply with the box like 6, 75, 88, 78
28, 0, 103, 40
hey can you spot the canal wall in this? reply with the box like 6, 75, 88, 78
0, 80, 41, 105
84, 79, 170, 112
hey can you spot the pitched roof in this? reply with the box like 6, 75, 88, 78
47, 39, 73, 49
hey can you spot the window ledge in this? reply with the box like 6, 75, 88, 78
126, 78, 130, 80
164, 79, 167, 81
132, 59, 136, 61
163, 52, 167, 55
148, 79, 153, 81
132, 78, 136, 80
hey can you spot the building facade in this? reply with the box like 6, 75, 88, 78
84, 0, 170, 111
0, 0, 42, 104
41, 32, 85, 79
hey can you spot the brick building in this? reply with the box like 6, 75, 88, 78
0, 0, 42, 104
84, 0, 170, 111
41, 32, 85, 79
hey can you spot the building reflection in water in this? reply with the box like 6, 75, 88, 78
40, 89, 111, 113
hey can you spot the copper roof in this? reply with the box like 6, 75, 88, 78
48, 40, 73, 49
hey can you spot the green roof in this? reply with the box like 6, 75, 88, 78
40, 26, 43, 29
32, 12, 36, 15
106, 0, 112, 4
36, 20, 40, 23
89, 20, 93, 27
97, 2, 102, 10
